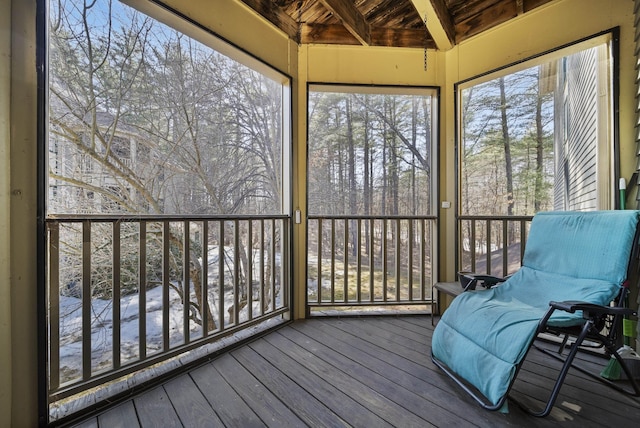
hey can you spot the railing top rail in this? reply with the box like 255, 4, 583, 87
457, 215, 534, 221
46, 214, 290, 223
308, 214, 438, 220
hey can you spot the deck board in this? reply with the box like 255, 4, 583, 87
163, 373, 224, 427
68, 316, 640, 428
133, 386, 182, 427
190, 361, 264, 427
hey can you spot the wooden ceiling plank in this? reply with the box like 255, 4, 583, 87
318, 0, 372, 45
301, 23, 437, 49
301, 23, 361, 45
450, 0, 503, 23
455, 0, 517, 42
239, 0, 300, 41
372, 28, 438, 49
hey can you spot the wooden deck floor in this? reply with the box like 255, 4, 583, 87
68, 316, 640, 427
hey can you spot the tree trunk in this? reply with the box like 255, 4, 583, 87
499, 77, 515, 244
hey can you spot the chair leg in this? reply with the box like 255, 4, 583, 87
514, 321, 593, 417
535, 333, 640, 397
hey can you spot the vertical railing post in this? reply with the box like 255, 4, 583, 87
382, 219, 388, 302
246, 220, 253, 322
112, 221, 121, 370
162, 221, 170, 351
368, 218, 375, 302
470, 219, 477, 272
356, 219, 362, 303
343, 219, 349, 303
502, 220, 508, 276
218, 221, 225, 330
49, 222, 60, 391
259, 219, 265, 316
183, 220, 190, 344
317, 219, 323, 304
486, 220, 492, 275
270, 218, 277, 311
408, 219, 414, 301
395, 219, 401, 302
233, 219, 240, 326
139, 221, 147, 360
330, 218, 335, 304
82, 221, 92, 380
202, 221, 209, 334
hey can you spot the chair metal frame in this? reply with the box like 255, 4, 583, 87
432, 227, 640, 417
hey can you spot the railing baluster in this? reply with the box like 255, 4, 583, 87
330, 218, 335, 304
502, 220, 508, 276
281, 219, 288, 310
408, 219, 414, 301
49, 222, 60, 391
183, 220, 190, 344
233, 219, 240, 326
395, 219, 401, 302
162, 221, 170, 351
259, 219, 265, 316
420, 219, 426, 301
317, 219, 322, 304
113, 222, 121, 370
218, 221, 225, 330
470, 219, 477, 272
247, 220, 253, 321
382, 219, 387, 302
356, 219, 362, 303
139, 221, 147, 360
344, 219, 349, 303
486, 220, 492, 275
368, 219, 374, 302
520, 219, 527, 263
271, 218, 276, 311
202, 221, 209, 335
82, 221, 91, 380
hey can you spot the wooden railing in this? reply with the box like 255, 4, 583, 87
306, 216, 437, 313
47, 214, 290, 402
457, 215, 534, 278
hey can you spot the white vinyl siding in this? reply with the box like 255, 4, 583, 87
554, 44, 612, 211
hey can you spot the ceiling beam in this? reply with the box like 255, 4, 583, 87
239, 0, 300, 42
318, 0, 371, 46
411, 0, 455, 51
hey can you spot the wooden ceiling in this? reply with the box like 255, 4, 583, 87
240, 0, 556, 50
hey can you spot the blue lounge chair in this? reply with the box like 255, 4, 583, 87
431, 210, 640, 416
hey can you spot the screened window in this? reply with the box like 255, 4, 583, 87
45, 0, 291, 419
48, 0, 290, 216
306, 85, 439, 313
308, 85, 438, 216
458, 32, 616, 216
457, 32, 617, 276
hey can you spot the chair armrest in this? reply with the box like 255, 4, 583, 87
458, 272, 508, 291
549, 300, 637, 317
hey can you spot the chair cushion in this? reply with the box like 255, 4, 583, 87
523, 210, 639, 284
432, 210, 639, 406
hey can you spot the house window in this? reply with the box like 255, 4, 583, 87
457, 31, 617, 274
